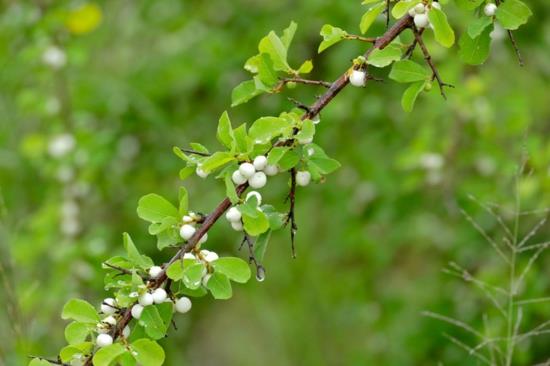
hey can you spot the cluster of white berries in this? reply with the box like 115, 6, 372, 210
232, 156, 278, 188
179, 212, 208, 245
225, 191, 262, 231
409, 2, 440, 29
484, 3, 498, 17
95, 298, 130, 348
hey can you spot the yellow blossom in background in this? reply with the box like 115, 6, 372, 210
65, 3, 102, 35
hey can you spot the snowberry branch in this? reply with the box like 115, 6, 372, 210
77, 16, 416, 365
37, 1, 534, 364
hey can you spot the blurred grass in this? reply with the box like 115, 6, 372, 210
1, 0, 549, 365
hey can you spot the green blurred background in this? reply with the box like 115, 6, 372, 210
1, 0, 549, 365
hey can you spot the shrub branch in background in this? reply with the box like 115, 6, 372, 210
30, 0, 532, 365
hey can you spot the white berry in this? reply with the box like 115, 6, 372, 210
196, 166, 209, 178
264, 164, 278, 176
414, 13, 430, 28
122, 326, 131, 338
138, 292, 154, 307
183, 252, 196, 260
175, 297, 192, 314
148, 266, 162, 279
182, 215, 194, 223
431, 2, 441, 10
101, 298, 116, 315
349, 70, 366, 87
484, 3, 497, 16
152, 288, 167, 304
198, 233, 208, 245
201, 250, 219, 262
226, 207, 242, 222
239, 162, 256, 178
246, 191, 262, 205
231, 221, 244, 231
415, 3, 425, 14
131, 304, 144, 319
102, 315, 117, 326
248, 172, 267, 189
408, 8, 417, 16
296, 171, 311, 187
231, 170, 248, 185
179, 224, 196, 240
253, 156, 268, 171
96, 333, 113, 348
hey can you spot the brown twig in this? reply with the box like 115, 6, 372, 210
285, 168, 298, 258
80, 14, 414, 365
412, 26, 454, 99
239, 234, 264, 279
178, 148, 211, 157
276, 78, 332, 92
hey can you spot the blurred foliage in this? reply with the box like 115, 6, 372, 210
1, 0, 549, 365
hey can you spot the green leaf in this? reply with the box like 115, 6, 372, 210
267, 146, 290, 165
233, 124, 250, 153
138, 305, 168, 340
389, 60, 429, 83
281, 21, 297, 49
259, 30, 291, 72
467, 16, 493, 38
59, 342, 93, 362
367, 43, 402, 67
64, 321, 89, 345
254, 230, 272, 261
123, 233, 154, 269
454, 0, 484, 10
458, 27, 492, 65
297, 59, 313, 74
277, 148, 302, 171
401, 81, 426, 112
318, 24, 348, 53
360, 2, 385, 34
249, 116, 293, 144
183, 262, 207, 289
178, 186, 188, 216
189, 143, 209, 154
211, 257, 251, 283
137, 194, 179, 224
224, 172, 240, 204
148, 216, 177, 236
201, 152, 235, 173
246, 53, 279, 87
216, 111, 235, 149
231, 80, 263, 107
392, 0, 421, 18
156, 228, 180, 251
178, 166, 195, 181
92, 344, 127, 366
496, 0, 532, 30
206, 272, 233, 300
61, 299, 99, 324
166, 258, 196, 281
428, 8, 455, 48
242, 209, 270, 236
131, 339, 165, 366
29, 359, 52, 366
295, 119, 315, 143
